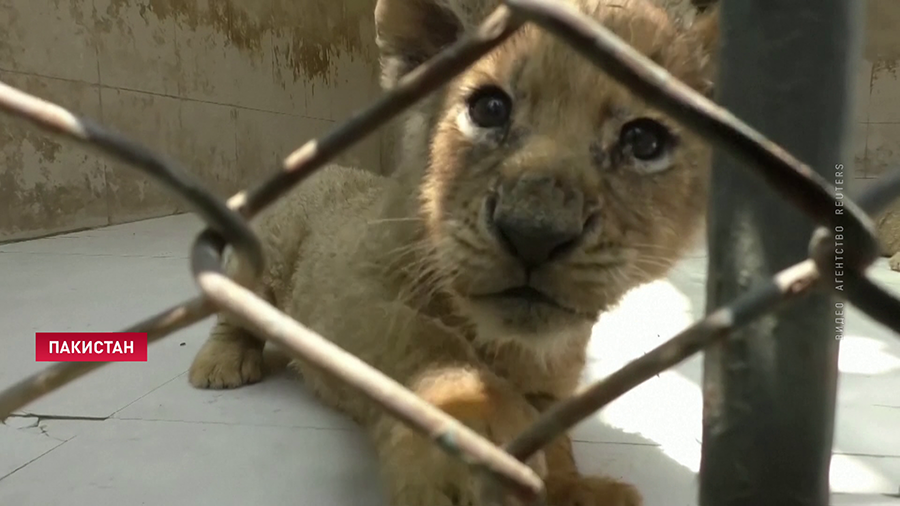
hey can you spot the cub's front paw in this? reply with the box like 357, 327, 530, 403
378, 383, 547, 506
546, 473, 642, 506
383, 424, 547, 506
188, 338, 263, 389
889, 252, 900, 272
387, 454, 547, 506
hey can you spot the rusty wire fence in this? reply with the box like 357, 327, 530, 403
0, 0, 897, 504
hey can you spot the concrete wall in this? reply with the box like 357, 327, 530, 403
853, 0, 900, 191
849, 0, 900, 259
0, 0, 387, 242
1, 0, 899, 242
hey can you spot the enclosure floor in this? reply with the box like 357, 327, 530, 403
1, 214, 899, 505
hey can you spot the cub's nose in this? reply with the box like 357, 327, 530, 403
487, 175, 586, 267
493, 215, 582, 266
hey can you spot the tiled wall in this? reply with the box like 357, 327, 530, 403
0, 0, 388, 242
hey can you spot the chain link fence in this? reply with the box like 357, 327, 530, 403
0, 0, 896, 504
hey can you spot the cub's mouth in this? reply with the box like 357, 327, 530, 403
474, 286, 574, 314
462, 284, 596, 336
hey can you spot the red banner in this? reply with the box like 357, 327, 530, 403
35, 332, 148, 362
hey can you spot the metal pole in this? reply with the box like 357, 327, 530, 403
700, 1, 864, 505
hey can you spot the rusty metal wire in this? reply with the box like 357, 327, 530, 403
1, 0, 899, 504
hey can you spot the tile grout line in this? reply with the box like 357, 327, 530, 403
0, 67, 337, 123
0, 437, 74, 484
109, 371, 195, 419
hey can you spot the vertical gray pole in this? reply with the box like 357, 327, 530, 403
700, 1, 865, 506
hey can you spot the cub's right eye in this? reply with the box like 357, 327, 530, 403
466, 86, 512, 129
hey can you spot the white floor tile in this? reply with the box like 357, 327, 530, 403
0, 213, 202, 258
573, 441, 699, 506
0, 419, 384, 506
0, 236, 209, 417
116, 366, 355, 430
0, 422, 66, 480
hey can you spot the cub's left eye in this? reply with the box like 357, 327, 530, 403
619, 118, 673, 163
467, 86, 512, 129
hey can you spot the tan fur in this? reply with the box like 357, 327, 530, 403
875, 199, 900, 271
189, 0, 719, 504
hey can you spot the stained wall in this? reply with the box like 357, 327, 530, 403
0, 0, 387, 241
849, 0, 900, 255
1, 0, 899, 241
853, 0, 900, 189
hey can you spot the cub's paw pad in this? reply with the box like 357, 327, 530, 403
188, 341, 263, 389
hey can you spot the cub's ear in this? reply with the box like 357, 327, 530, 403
374, 0, 468, 88
687, 2, 720, 98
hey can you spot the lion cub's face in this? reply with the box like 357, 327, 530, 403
377, 0, 717, 344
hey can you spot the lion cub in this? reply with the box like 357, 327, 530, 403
189, 0, 718, 504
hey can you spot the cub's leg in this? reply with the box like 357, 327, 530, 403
528, 396, 643, 506
188, 251, 270, 389
889, 251, 900, 272
368, 366, 548, 506
288, 303, 547, 504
